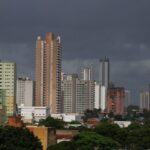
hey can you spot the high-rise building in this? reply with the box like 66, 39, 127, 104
94, 83, 106, 111
16, 77, 33, 107
62, 74, 76, 113
107, 87, 125, 115
99, 57, 109, 88
94, 82, 100, 109
100, 86, 106, 110
0, 62, 16, 117
140, 91, 150, 110
124, 90, 131, 109
62, 74, 95, 114
35, 32, 62, 113
99, 57, 110, 111
81, 66, 93, 81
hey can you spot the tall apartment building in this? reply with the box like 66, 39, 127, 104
0, 62, 16, 117
81, 66, 93, 81
62, 74, 95, 114
94, 82, 106, 110
35, 32, 61, 113
107, 87, 125, 115
16, 77, 33, 107
99, 57, 110, 111
94, 82, 100, 109
124, 90, 131, 109
140, 91, 150, 110
99, 57, 109, 88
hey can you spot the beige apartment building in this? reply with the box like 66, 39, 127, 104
62, 74, 95, 114
35, 32, 61, 113
0, 62, 16, 117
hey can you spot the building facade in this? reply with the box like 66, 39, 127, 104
18, 106, 50, 123
99, 57, 109, 88
124, 90, 131, 109
35, 32, 62, 113
81, 66, 93, 81
16, 77, 33, 107
0, 89, 6, 123
0, 62, 16, 117
107, 87, 125, 115
140, 91, 150, 110
99, 57, 110, 111
27, 126, 56, 150
94, 82, 100, 109
62, 74, 95, 114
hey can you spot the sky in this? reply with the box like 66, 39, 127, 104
0, 0, 150, 104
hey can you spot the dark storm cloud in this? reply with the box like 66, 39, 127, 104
0, 0, 150, 103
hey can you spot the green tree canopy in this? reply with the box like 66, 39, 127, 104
0, 126, 42, 150
95, 122, 150, 150
47, 132, 120, 150
94, 122, 127, 148
82, 109, 101, 122
95, 122, 121, 139
74, 131, 120, 150
38, 116, 64, 129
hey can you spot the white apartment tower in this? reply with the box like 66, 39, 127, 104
99, 57, 110, 111
81, 66, 93, 81
140, 91, 150, 110
124, 90, 131, 109
16, 77, 33, 107
99, 57, 109, 88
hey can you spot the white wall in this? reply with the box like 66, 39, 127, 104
95, 83, 100, 109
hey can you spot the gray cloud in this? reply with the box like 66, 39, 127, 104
0, 0, 150, 104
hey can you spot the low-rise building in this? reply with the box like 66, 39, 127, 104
51, 113, 82, 122
114, 121, 131, 128
18, 106, 49, 123
85, 118, 100, 128
7, 116, 23, 127
56, 130, 79, 143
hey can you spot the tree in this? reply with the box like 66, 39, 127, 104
127, 105, 139, 113
114, 114, 123, 121
0, 126, 42, 150
82, 108, 101, 122
38, 116, 64, 129
74, 132, 120, 150
47, 132, 120, 150
125, 124, 150, 150
95, 122, 121, 139
94, 122, 128, 148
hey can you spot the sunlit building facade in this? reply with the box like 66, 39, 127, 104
35, 32, 62, 113
0, 62, 16, 116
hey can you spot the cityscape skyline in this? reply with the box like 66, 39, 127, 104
1, 1, 150, 149
0, 1, 150, 104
